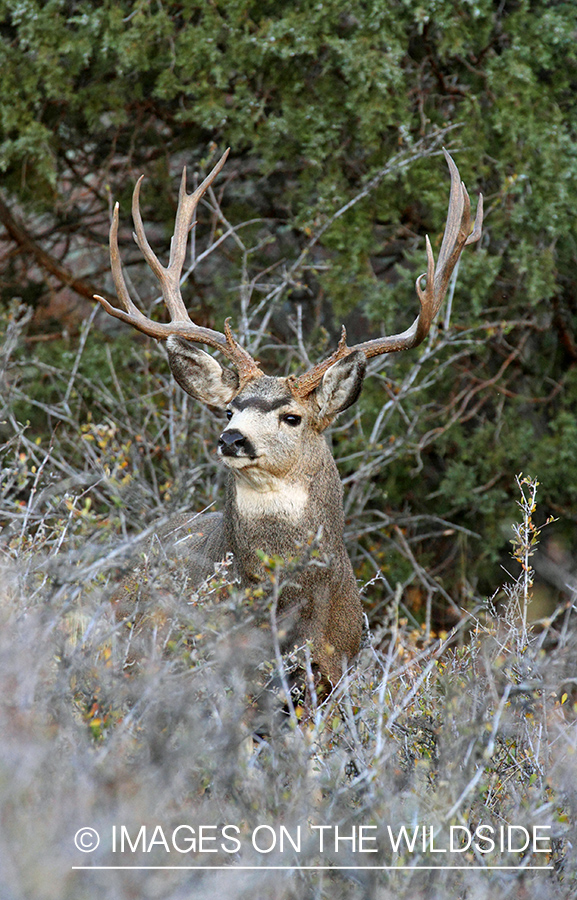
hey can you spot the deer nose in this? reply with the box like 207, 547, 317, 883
218, 429, 249, 455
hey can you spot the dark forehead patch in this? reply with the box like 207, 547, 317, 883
232, 395, 294, 413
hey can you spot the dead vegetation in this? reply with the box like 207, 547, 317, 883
1, 307, 576, 899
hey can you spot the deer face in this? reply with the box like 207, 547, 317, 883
166, 336, 366, 485
218, 377, 308, 475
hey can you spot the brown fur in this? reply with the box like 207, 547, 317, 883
156, 346, 367, 685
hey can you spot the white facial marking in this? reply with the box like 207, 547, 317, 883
226, 407, 258, 432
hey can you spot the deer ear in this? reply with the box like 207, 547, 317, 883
315, 350, 366, 426
166, 335, 239, 408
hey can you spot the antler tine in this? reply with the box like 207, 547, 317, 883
104, 200, 143, 319
95, 150, 262, 384
291, 150, 483, 398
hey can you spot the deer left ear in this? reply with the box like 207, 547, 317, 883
314, 350, 366, 427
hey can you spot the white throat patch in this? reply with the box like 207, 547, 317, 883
234, 472, 309, 522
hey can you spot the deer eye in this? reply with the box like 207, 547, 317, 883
226, 409, 233, 420
281, 414, 302, 427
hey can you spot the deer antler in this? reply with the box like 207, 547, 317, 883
290, 149, 483, 398
94, 149, 262, 385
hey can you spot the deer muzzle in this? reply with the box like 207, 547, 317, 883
218, 429, 257, 460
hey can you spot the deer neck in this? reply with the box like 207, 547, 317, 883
229, 467, 310, 523
224, 443, 346, 588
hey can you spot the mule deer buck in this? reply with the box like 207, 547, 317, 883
95, 148, 482, 686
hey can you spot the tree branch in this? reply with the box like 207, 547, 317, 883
0, 193, 115, 306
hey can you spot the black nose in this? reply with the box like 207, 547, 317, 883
218, 429, 248, 455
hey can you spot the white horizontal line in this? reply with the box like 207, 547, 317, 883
71, 865, 554, 871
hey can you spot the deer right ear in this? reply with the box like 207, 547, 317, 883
166, 335, 239, 408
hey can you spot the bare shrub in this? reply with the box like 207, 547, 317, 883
1, 309, 576, 899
